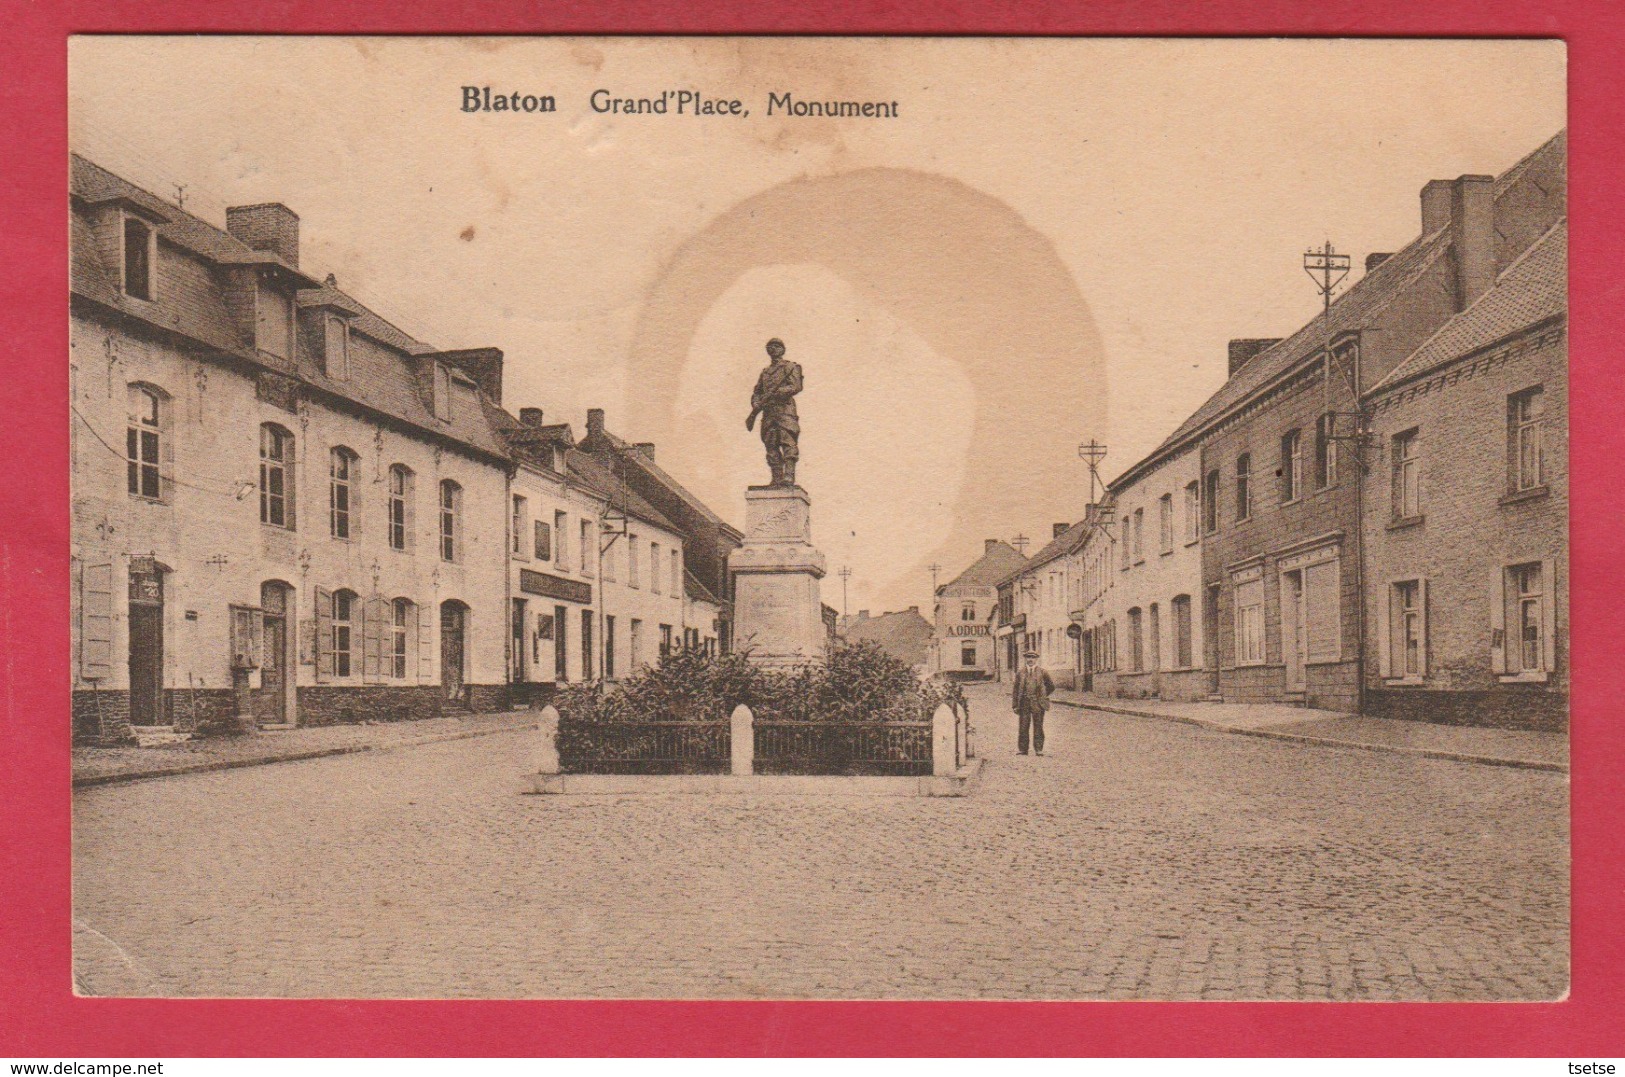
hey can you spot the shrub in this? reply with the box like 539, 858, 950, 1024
559, 640, 944, 726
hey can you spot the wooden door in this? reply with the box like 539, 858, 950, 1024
440, 603, 466, 700
1284, 571, 1307, 691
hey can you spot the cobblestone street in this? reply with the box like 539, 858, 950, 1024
72, 683, 1569, 1000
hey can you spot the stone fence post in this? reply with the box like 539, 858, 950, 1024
534, 705, 561, 775
932, 703, 957, 776
730, 704, 754, 776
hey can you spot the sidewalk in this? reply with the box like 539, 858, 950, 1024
1050, 689, 1567, 773
73, 710, 540, 788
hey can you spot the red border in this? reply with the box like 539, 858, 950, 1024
4, 0, 1622, 1057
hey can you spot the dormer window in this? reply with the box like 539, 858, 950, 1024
432, 363, 452, 421
323, 314, 350, 380
122, 215, 154, 301
255, 278, 293, 359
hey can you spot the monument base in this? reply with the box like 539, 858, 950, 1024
729, 484, 827, 669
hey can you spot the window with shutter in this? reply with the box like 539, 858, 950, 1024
1235, 579, 1265, 666
1303, 559, 1341, 664
535, 519, 552, 561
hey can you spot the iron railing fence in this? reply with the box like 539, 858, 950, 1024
558, 719, 730, 775
753, 720, 933, 777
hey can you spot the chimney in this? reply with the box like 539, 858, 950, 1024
226, 203, 300, 267
1228, 338, 1281, 377
985, 538, 999, 554
519, 407, 544, 427
1421, 179, 1454, 235
1422, 174, 1495, 310
1365, 253, 1392, 272
858, 610, 870, 621
633, 442, 656, 462
1053, 522, 1070, 538
586, 408, 606, 437
1450, 175, 1496, 310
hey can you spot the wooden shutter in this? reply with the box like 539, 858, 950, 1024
1377, 581, 1393, 680
362, 593, 385, 683
158, 411, 176, 503
417, 601, 435, 682
1540, 559, 1556, 673
314, 586, 333, 681
406, 601, 421, 682
1417, 577, 1430, 677
80, 562, 114, 681
1304, 560, 1341, 663
535, 519, 551, 561
1489, 567, 1508, 674
403, 474, 416, 551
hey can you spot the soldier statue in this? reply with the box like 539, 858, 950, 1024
745, 337, 803, 487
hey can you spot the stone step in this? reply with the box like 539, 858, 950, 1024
131, 727, 192, 748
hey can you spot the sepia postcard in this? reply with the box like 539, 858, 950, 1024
67, 35, 1568, 1001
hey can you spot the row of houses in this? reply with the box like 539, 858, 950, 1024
70, 153, 741, 745
983, 130, 1567, 731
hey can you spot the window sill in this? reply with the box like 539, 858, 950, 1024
128, 494, 168, 506
1383, 676, 1426, 687
1133, 558, 1146, 567
262, 523, 296, 534
1499, 485, 1550, 507
1159, 548, 1174, 558
1280, 497, 1302, 508
1387, 514, 1425, 532
1498, 670, 1550, 684
1184, 538, 1200, 548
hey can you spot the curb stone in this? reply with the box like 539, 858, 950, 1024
72, 721, 538, 789
1052, 698, 1567, 775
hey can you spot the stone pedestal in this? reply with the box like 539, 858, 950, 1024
729, 485, 827, 669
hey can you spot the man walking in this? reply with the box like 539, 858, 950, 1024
1012, 648, 1054, 756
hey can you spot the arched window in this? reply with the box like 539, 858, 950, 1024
439, 480, 462, 562
388, 465, 413, 551
126, 384, 164, 500
391, 597, 415, 679
259, 424, 295, 529
329, 446, 358, 540
329, 588, 357, 677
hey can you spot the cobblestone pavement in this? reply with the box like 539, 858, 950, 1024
72, 682, 1568, 1000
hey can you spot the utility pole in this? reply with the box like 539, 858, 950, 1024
1303, 239, 1366, 718
1077, 439, 1108, 505
838, 565, 852, 620
1011, 533, 1030, 557
928, 562, 942, 594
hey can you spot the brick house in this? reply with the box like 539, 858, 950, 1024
1095, 444, 1208, 702
577, 408, 742, 653
995, 515, 1108, 690
1360, 220, 1567, 731
498, 408, 689, 702
931, 538, 1028, 679
1157, 131, 1566, 713
70, 155, 512, 743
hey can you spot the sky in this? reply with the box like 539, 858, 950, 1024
69, 36, 1565, 615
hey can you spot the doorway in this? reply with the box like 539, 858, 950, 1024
256, 580, 296, 726
440, 600, 467, 702
1203, 584, 1221, 696
127, 566, 165, 727
1283, 570, 1307, 692
510, 598, 528, 684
